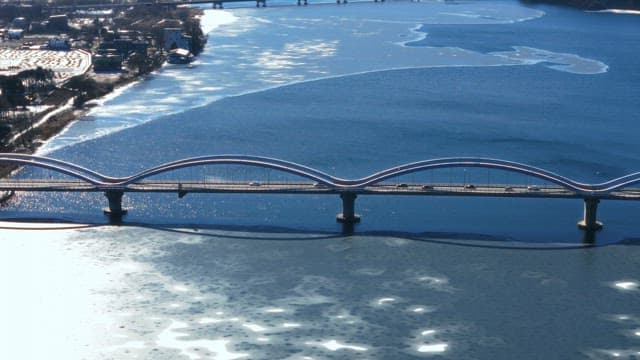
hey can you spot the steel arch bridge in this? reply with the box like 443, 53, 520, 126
0, 153, 639, 230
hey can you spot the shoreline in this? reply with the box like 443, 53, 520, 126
0, 5, 210, 189
0, 61, 147, 200
6, 70, 140, 156
1, 6, 208, 158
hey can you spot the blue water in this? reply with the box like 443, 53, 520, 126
4, 1, 640, 244
3, 3, 640, 359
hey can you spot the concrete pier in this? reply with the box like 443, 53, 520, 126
336, 192, 360, 223
103, 190, 128, 217
578, 198, 603, 230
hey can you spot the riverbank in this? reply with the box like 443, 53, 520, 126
0, 6, 207, 158
0, 69, 138, 180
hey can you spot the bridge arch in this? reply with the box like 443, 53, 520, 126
0, 153, 112, 186
118, 155, 341, 187
595, 172, 640, 192
348, 157, 595, 194
0, 154, 636, 197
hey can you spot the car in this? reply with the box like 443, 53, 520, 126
464, 184, 476, 189
527, 185, 540, 191
249, 181, 261, 187
504, 186, 514, 192
422, 185, 434, 190
396, 183, 408, 188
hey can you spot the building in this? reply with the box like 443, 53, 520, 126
163, 28, 191, 52
29, 21, 46, 33
131, 40, 148, 56
7, 28, 23, 40
155, 19, 182, 29
98, 38, 148, 59
10, 17, 28, 30
48, 37, 70, 51
47, 14, 69, 32
92, 53, 123, 72
167, 48, 193, 64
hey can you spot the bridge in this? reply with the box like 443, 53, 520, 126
45, 0, 368, 12
0, 153, 639, 231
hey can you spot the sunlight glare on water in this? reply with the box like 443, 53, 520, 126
0, 228, 131, 358
156, 320, 248, 360
310, 339, 368, 352
417, 343, 449, 353
613, 281, 639, 291
1, 223, 639, 358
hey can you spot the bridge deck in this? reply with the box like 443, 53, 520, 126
1, 180, 638, 200
47, 0, 325, 11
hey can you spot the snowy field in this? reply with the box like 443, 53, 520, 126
0, 49, 91, 82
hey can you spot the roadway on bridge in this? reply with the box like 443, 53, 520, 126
2, 179, 639, 200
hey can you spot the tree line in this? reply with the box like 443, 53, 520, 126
0, 67, 55, 110
0, 67, 55, 147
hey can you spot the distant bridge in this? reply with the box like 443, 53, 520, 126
1, 153, 639, 230
46, 0, 369, 12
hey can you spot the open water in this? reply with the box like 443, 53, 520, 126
1, 1, 640, 358
6, 0, 639, 244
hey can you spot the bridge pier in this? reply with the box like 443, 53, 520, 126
213, 1, 223, 9
337, 192, 360, 224
578, 198, 603, 231
297, 0, 308, 5
103, 190, 128, 219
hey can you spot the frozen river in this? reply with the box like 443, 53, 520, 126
1, 1, 639, 358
